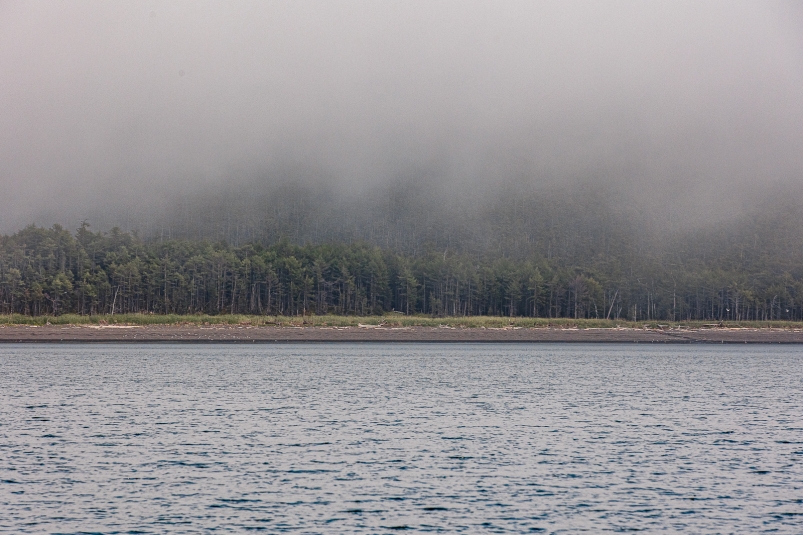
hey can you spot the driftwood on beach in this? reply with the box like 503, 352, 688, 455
1, 324, 802, 344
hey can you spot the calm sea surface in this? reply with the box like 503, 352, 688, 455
1, 343, 802, 533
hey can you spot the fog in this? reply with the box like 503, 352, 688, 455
2, 1, 802, 243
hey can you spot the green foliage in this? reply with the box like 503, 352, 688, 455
1, 223, 802, 321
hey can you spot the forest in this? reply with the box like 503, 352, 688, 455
3, 2, 802, 325
2, 184, 802, 322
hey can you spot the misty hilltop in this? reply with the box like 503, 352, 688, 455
2, 2, 803, 322
1, 1, 801, 238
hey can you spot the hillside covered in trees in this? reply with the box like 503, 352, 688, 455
2, 190, 802, 322
3, 2, 801, 325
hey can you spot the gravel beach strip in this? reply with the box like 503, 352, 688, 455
1, 325, 803, 343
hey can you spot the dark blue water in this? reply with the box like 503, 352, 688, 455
1, 343, 802, 533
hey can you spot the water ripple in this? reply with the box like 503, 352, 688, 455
1, 343, 802, 533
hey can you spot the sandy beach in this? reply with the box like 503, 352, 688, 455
1, 324, 802, 343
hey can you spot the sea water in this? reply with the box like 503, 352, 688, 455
1, 343, 802, 533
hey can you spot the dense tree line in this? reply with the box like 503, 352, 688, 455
2, 220, 802, 321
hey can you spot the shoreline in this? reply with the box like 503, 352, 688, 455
2, 324, 803, 343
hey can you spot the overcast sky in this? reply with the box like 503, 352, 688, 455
1, 1, 802, 231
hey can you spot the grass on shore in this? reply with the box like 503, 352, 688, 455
0, 313, 802, 330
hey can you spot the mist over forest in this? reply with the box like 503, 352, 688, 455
2, 1, 802, 319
